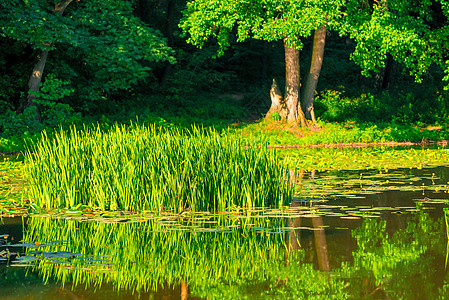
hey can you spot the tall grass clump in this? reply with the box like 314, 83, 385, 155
25, 124, 291, 212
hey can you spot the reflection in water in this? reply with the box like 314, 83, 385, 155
181, 280, 188, 300
1, 212, 354, 299
1, 166, 449, 298
0, 204, 444, 299
290, 169, 330, 272
312, 216, 330, 272
15, 215, 347, 299
288, 202, 301, 251
349, 211, 447, 299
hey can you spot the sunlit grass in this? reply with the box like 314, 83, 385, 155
24, 124, 291, 212
237, 120, 449, 146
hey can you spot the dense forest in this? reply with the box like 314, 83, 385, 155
1, 0, 449, 149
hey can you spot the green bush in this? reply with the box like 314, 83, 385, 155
0, 74, 82, 138
0, 106, 44, 138
315, 87, 449, 125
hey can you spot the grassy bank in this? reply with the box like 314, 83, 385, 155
2, 120, 448, 154
237, 120, 449, 146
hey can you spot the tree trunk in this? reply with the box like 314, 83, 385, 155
160, 0, 176, 87
23, 0, 73, 122
26, 50, 49, 122
302, 25, 327, 123
266, 41, 307, 126
267, 78, 287, 120
284, 40, 307, 126
381, 54, 396, 89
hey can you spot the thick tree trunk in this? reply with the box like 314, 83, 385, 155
284, 40, 307, 127
266, 41, 307, 126
302, 25, 327, 123
23, 0, 73, 122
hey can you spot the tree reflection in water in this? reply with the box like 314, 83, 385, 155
2, 191, 447, 298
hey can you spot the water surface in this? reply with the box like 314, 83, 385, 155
1, 166, 449, 299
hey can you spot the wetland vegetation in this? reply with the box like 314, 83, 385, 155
25, 125, 289, 212
1, 145, 449, 298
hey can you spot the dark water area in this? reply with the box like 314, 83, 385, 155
1, 166, 449, 299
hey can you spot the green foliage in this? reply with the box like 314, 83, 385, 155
0, 74, 81, 138
0, 103, 80, 140
316, 90, 391, 123
0, 75, 20, 109
180, 0, 344, 54
32, 73, 81, 127
68, 0, 175, 92
0, 0, 174, 114
0, 98, 13, 113
25, 124, 291, 211
0, 107, 44, 138
315, 85, 449, 124
31, 73, 74, 103
344, 0, 448, 87
270, 111, 281, 121
166, 47, 237, 95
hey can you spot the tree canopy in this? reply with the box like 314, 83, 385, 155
0, 0, 175, 100
180, 0, 344, 52
0, 0, 448, 140
344, 0, 449, 85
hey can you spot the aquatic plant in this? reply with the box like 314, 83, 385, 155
292, 165, 449, 200
24, 125, 291, 211
282, 147, 449, 172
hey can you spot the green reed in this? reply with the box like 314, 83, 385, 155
25, 124, 291, 211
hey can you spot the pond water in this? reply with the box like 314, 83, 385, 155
1, 166, 449, 299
